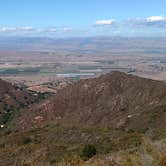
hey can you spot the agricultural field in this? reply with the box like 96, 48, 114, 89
0, 37, 166, 93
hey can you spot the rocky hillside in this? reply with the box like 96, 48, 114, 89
15, 71, 166, 131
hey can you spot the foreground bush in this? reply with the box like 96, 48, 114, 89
81, 144, 97, 159
21, 137, 33, 145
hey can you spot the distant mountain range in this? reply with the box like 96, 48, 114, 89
0, 37, 166, 56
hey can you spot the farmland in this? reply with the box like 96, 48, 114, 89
0, 37, 166, 89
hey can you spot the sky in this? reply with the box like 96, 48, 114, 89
0, 0, 166, 37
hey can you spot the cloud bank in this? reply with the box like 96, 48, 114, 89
1, 16, 166, 37
0, 26, 73, 36
126, 16, 166, 28
93, 16, 166, 36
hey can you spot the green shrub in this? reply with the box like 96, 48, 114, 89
22, 137, 32, 145
127, 129, 135, 133
81, 144, 97, 159
0, 112, 12, 124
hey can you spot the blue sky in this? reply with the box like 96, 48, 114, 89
0, 0, 166, 37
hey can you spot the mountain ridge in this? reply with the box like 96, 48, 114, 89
12, 71, 166, 132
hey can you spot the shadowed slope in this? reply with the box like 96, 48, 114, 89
0, 79, 37, 124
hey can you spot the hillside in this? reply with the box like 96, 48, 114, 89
15, 71, 166, 131
0, 72, 166, 165
0, 78, 37, 125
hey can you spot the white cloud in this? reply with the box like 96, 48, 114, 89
48, 27, 72, 32
0, 26, 73, 35
19, 26, 34, 31
48, 27, 57, 32
0, 27, 17, 32
95, 19, 115, 26
146, 16, 166, 22
126, 16, 166, 28
0, 26, 35, 32
62, 27, 72, 31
